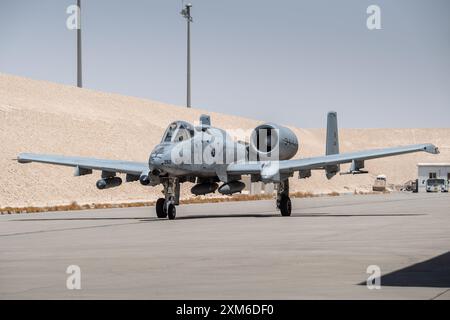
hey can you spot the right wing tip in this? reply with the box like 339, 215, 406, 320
17, 153, 33, 163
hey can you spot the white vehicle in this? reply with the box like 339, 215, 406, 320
373, 174, 387, 192
426, 179, 448, 192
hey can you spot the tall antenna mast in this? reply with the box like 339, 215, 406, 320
77, 0, 82, 88
181, 3, 192, 108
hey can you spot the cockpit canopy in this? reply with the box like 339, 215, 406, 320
161, 121, 195, 143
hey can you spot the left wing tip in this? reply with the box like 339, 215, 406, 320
424, 144, 439, 154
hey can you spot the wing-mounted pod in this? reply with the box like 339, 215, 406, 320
96, 177, 122, 189
96, 171, 122, 189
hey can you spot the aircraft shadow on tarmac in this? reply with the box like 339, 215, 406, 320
358, 251, 450, 288
16, 212, 425, 222
294, 213, 425, 217
139, 212, 425, 221
137, 212, 279, 221
16, 217, 151, 221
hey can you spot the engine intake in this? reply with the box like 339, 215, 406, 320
250, 123, 299, 161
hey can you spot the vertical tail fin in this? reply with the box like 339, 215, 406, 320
325, 111, 340, 179
326, 111, 339, 155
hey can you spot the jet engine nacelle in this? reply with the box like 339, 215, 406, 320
96, 177, 122, 190
250, 123, 299, 161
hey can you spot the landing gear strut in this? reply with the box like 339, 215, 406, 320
276, 179, 291, 216
156, 178, 180, 220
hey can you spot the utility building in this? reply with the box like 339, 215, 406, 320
417, 163, 450, 192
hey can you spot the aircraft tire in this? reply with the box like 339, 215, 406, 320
167, 203, 176, 220
156, 198, 167, 218
279, 195, 292, 217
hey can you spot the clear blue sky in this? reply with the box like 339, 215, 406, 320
0, 0, 449, 128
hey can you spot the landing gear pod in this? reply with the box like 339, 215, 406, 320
218, 181, 245, 195
191, 182, 219, 195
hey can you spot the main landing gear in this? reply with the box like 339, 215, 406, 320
276, 179, 291, 216
156, 178, 179, 220
155, 177, 292, 219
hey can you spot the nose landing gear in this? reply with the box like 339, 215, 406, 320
276, 179, 292, 216
155, 178, 180, 220
166, 203, 176, 220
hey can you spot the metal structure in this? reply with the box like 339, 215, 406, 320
77, 0, 83, 88
77, 0, 82, 88
181, 3, 193, 108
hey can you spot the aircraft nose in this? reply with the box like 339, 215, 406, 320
150, 156, 163, 167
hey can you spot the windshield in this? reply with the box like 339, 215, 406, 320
162, 122, 178, 142
161, 122, 194, 143
427, 179, 445, 186
174, 127, 191, 142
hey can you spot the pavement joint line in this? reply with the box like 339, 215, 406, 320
295, 194, 448, 211
430, 288, 450, 300
0, 221, 144, 238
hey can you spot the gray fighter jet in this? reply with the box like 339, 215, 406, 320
17, 112, 439, 219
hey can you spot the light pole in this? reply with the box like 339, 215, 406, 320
77, 0, 82, 88
181, 3, 192, 108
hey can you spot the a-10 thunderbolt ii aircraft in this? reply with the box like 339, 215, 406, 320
17, 112, 439, 219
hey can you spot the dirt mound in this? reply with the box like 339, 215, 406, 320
1, 73, 448, 207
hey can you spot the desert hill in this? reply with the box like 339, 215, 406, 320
1, 73, 448, 208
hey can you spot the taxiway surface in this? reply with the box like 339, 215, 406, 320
0, 193, 449, 299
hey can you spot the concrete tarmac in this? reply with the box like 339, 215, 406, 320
0, 192, 449, 299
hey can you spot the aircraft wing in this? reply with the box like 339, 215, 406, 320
17, 153, 149, 176
227, 143, 439, 180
